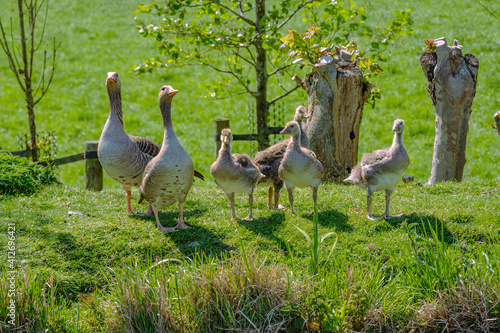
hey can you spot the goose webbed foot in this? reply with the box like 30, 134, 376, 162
158, 225, 177, 233
173, 202, 190, 229
384, 213, 403, 219
367, 214, 382, 221
174, 220, 191, 229
242, 215, 253, 221
276, 204, 287, 210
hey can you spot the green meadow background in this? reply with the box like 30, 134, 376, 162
0, 0, 499, 190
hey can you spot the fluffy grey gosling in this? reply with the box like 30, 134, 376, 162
211, 129, 262, 220
344, 119, 410, 220
253, 105, 309, 210
278, 121, 324, 215
139, 86, 194, 232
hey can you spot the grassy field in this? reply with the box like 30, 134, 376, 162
0, 180, 499, 331
1, 0, 500, 331
0, 179, 500, 332
0, 0, 499, 190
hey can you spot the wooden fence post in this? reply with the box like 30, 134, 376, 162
214, 118, 230, 159
85, 141, 102, 191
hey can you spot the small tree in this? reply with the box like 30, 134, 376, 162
134, 0, 412, 150
0, 0, 59, 161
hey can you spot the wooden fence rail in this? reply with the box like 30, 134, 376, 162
6, 140, 103, 191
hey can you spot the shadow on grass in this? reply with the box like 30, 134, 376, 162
382, 213, 456, 244
237, 211, 288, 251
302, 209, 352, 232
132, 207, 234, 258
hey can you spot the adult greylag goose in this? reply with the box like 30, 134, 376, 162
253, 106, 309, 210
139, 85, 194, 232
344, 119, 410, 220
98, 72, 159, 214
98, 72, 204, 215
278, 120, 324, 215
210, 128, 262, 220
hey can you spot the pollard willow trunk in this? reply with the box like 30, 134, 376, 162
302, 50, 371, 183
420, 37, 479, 184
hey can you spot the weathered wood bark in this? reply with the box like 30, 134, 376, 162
302, 50, 371, 183
213, 118, 230, 159
420, 37, 479, 184
494, 111, 500, 135
85, 141, 103, 191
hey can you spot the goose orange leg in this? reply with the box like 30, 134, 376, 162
174, 202, 190, 229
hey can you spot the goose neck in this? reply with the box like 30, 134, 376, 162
107, 89, 123, 125
392, 131, 404, 150
291, 132, 301, 147
219, 142, 232, 158
160, 100, 175, 140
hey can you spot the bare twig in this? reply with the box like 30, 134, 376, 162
268, 85, 300, 106
200, 60, 256, 97
217, 2, 256, 27
234, 50, 256, 68
273, 0, 316, 35
474, 0, 500, 23
292, 74, 306, 90
268, 63, 295, 77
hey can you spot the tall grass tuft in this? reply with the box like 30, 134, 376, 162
292, 207, 336, 275
105, 250, 303, 332
0, 267, 73, 332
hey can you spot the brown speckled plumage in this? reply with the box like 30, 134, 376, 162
139, 85, 194, 232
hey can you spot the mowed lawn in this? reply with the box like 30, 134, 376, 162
0, 0, 499, 190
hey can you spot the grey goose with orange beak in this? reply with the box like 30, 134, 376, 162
139, 86, 197, 232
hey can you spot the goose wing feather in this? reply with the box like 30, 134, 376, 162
128, 135, 161, 157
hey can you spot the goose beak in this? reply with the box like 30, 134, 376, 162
169, 89, 179, 96
279, 128, 288, 134
106, 77, 116, 84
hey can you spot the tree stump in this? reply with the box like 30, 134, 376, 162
420, 37, 479, 184
302, 50, 371, 183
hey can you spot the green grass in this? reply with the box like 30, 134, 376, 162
0, 180, 499, 330
0, 0, 499, 190
1, 0, 500, 331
